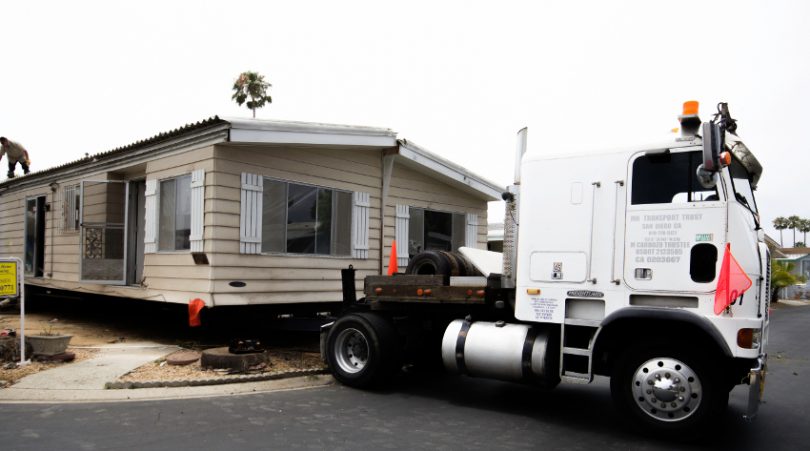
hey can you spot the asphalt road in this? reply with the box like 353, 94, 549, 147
1, 303, 808, 450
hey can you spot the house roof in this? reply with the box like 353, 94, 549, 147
764, 234, 787, 258
0, 116, 229, 191
0, 117, 504, 201
226, 117, 397, 147
781, 247, 810, 255
397, 139, 503, 201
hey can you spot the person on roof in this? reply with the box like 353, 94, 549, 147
0, 137, 31, 178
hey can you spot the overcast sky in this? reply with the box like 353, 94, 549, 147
2, 0, 808, 243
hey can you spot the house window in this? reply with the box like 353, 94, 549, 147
261, 178, 352, 255
408, 208, 465, 256
158, 175, 191, 251
631, 151, 719, 205
62, 185, 80, 232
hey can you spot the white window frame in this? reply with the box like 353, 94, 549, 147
407, 206, 467, 255
239, 172, 369, 259
157, 174, 193, 252
260, 176, 353, 257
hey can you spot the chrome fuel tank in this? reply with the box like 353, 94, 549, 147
441, 319, 557, 384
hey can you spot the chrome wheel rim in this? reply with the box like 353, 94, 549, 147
333, 328, 370, 374
631, 357, 702, 422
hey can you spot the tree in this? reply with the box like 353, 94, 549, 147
773, 216, 789, 246
231, 71, 272, 118
798, 219, 810, 247
788, 215, 802, 247
771, 260, 807, 302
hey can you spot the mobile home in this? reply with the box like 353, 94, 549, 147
0, 117, 502, 310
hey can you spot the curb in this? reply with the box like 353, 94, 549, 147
104, 367, 329, 390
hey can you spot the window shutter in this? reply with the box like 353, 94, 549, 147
351, 192, 370, 259
190, 169, 205, 252
395, 204, 410, 268
465, 213, 479, 249
240, 173, 263, 254
144, 179, 157, 254
61, 185, 78, 233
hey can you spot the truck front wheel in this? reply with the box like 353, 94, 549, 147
325, 312, 400, 388
610, 345, 728, 435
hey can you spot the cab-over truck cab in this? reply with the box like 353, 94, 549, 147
513, 102, 767, 430
324, 102, 767, 435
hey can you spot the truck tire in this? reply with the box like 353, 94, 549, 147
450, 251, 480, 277
406, 250, 452, 276
406, 250, 464, 284
610, 344, 728, 435
325, 312, 400, 388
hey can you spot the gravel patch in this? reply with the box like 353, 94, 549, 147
114, 349, 326, 389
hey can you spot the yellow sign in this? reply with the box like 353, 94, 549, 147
0, 262, 18, 297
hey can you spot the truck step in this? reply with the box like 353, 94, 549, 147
562, 346, 591, 356
561, 371, 593, 384
563, 318, 601, 327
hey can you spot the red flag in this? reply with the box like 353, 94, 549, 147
388, 240, 399, 275
188, 298, 205, 327
714, 243, 753, 315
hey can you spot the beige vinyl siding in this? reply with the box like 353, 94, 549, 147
0, 145, 216, 304
141, 146, 214, 295
209, 144, 383, 305
383, 162, 488, 274
0, 139, 493, 308
0, 180, 84, 282
0, 189, 41, 266
50, 176, 89, 281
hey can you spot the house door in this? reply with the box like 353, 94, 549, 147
24, 196, 46, 277
126, 180, 146, 285
80, 181, 128, 284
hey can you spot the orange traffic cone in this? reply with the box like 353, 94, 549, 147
388, 240, 399, 275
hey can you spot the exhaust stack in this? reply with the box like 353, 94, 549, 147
502, 127, 527, 290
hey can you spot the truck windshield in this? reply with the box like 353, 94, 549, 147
728, 157, 758, 215
631, 151, 719, 205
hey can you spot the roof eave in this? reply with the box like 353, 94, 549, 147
0, 119, 230, 193
226, 117, 397, 148
397, 140, 504, 201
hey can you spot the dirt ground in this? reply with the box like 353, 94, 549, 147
0, 294, 326, 386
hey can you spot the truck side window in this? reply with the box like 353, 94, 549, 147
631, 151, 718, 205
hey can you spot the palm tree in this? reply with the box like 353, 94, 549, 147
788, 215, 802, 247
773, 217, 789, 246
231, 71, 272, 118
798, 218, 810, 247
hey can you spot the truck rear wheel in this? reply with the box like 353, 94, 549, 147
325, 312, 400, 388
610, 345, 727, 435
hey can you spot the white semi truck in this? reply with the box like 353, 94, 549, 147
323, 102, 768, 434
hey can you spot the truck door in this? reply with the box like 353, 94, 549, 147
624, 149, 726, 293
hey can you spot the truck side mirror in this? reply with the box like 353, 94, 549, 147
697, 121, 723, 189
701, 122, 723, 172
